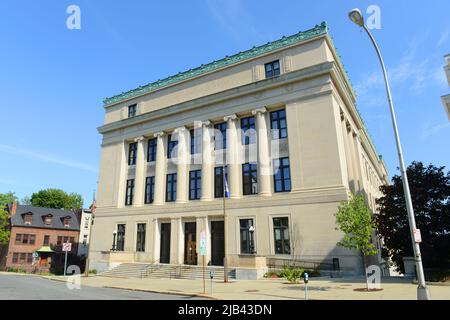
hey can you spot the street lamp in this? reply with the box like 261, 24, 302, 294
111, 230, 117, 251
249, 225, 256, 254
348, 8, 430, 300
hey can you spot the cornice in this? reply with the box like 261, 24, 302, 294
102, 22, 328, 107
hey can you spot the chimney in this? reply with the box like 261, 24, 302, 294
10, 201, 17, 216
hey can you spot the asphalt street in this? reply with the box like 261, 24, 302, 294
0, 274, 206, 300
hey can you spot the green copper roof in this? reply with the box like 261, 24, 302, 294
103, 22, 329, 106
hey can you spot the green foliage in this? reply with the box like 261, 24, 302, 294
280, 265, 304, 283
375, 162, 450, 274
0, 192, 17, 245
30, 189, 83, 211
89, 269, 98, 275
335, 194, 378, 256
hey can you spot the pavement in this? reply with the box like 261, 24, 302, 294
40, 274, 450, 300
0, 273, 206, 300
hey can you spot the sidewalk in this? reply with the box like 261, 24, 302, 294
45, 275, 450, 300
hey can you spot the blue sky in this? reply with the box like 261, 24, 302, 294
0, 0, 449, 206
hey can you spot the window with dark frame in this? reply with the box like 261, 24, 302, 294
145, 176, 155, 204
265, 60, 280, 78
273, 217, 291, 254
29, 234, 36, 245
214, 122, 227, 150
270, 109, 288, 139
274, 157, 291, 193
242, 163, 258, 195
116, 224, 126, 251
136, 223, 146, 252
128, 142, 137, 165
190, 128, 202, 155
12, 253, 18, 264
167, 134, 178, 159
22, 234, 29, 245
189, 170, 202, 200
128, 104, 137, 118
241, 116, 256, 145
57, 236, 62, 246
125, 179, 135, 206
240, 219, 255, 254
44, 235, 50, 246
147, 138, 157, 162
214, 166, 228, 198
19, 253, 26, 264
15, 234, 21, 245
166, 173, 177, 202
27, 253, 32, 264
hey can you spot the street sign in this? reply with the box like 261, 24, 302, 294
32, 252, 39, 259
200, 231, 206, 256
63, 242, 72, 252
413, 229, 422, 243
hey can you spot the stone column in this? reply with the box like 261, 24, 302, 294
116, 140, 127, 208
174, 126, 189, 204
200, 121, 214, 201
153, 132, 167, 205
224, 114, 241, 199
132, 136, 145, 207
252, 107, 272, 196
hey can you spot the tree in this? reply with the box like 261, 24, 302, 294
30, 189, 83, 211
0, 192, 18, 244
335, 194, 378, 289
375, 162, 450, 275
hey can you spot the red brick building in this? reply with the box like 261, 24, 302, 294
2, 202, 80, 272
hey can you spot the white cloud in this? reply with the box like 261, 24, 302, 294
0, 144, 98, 173
420, 122, 450, 141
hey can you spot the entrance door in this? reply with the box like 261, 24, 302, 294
160, 223, 171, 264
184, 222, 197, 265
210, 221, 224, 266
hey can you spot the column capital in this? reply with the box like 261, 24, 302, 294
224, 114, 237, 122
251, 107, 267, 116
173, 126, 188, 134
153, 131, 165, 138
134, 136, 145, 143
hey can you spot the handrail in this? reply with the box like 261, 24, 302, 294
140, 258, 161, 278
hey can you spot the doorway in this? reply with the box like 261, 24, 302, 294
184, 222, 197, 265
210, 221, 224, 266
160, 223, 171, 264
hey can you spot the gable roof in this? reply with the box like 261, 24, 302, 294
103, 22, 329, 107
8, 204, 80, 231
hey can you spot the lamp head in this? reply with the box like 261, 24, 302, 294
349, 8, 364, 27
113, 230, 117, 235
249, 225, 255, 233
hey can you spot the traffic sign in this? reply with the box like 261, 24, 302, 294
413, 229, 422, 243
62, 242, 72, 252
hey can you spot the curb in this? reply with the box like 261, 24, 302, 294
102, 286, 218, 300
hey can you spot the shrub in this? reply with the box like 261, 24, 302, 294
89, 269, 97, 275
281, 265, 304, 283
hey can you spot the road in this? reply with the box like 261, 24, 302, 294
0, 273, 206, 300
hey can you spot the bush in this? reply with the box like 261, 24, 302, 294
281, 265, 304, 283
89, 269, 97, 275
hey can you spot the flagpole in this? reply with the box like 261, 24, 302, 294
223, 164, 228, 283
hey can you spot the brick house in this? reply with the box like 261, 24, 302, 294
2, 202, 80, 272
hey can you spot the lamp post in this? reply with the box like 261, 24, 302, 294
111, 230, 117, 251
348, 8, 430, 300
249, 225, 256, 254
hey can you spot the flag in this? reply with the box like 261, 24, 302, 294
224, 174, 230, 198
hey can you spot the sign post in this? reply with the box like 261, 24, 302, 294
200, 231, 207, 294
210, 270, 214, 295
303, 272, 309, 300
62, 241, 72, 277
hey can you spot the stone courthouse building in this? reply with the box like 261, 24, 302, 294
90, 22, 388, 279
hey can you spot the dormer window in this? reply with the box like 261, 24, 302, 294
43, 215, 53, 225
23, 213, 33, 225
63, 216, 71, 228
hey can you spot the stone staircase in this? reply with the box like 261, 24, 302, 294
99, 263, 236, 280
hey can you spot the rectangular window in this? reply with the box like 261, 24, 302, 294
116, 224, 126, 251
19, 253, 26, 264
15, 234, 22, 245
274, 157, 291, 192
144, 176, 155, 204
242, 163, 258, 195
167, 134, 178, 159
136, 223, 146, 252
128, 142, 137, 165
43, 235, 50, 246
27, 253, 32, 264
240, 219, 255, 254
57, 236, 62, 246
189, 170, 202, 200
273, 217, 290, 254
166, 173, 177, 202
12, 253, 18, 264
83, 234, 88, 246
214, 166, 228, 198
270, 109, 287, 139
147, 138, 157, 162
214, 122, 227, 150
190, 128, 202, 155
128, 104, 137, 118
125, 179, 135, 206
29, 234, 36, 245
241, 116, 256, 145
265, 60, 280, 78
22, 234, 29, 245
